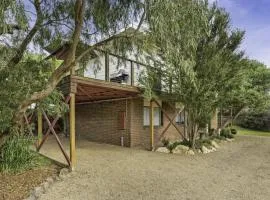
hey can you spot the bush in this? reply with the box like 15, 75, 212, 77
161, 138, 169, 147
230, 128, 237, 135
166, 141, 182, 153
220, 128, 234, 139
179, 140, 191, 147
209, 128, 215, 136
194, 138, 212, 149
237, 111, 270, 131
211, 135, 226, 141
0, 134, 37, 173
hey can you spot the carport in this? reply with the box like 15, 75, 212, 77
36, 74, 140, 170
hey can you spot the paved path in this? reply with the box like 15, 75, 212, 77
39, 136, 270, 200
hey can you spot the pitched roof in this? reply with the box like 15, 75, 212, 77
45, 27, 139, 60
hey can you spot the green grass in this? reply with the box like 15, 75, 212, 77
232, 126, 270, 137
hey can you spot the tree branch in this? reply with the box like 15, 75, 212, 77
13, 0, 86, 124
0, 24, 21, 35
7, 0, 43, 68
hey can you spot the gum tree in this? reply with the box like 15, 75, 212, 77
142, 1, 254, 148
0, 0, 144, 139
220, 59, 270, 128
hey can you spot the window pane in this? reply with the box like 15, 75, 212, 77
176, 111, 185, 124
154, 108, 160, 126
144, 107, 162, 126
143, 107, 149, 126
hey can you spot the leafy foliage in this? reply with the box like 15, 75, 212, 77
0, 133, 50, 173
220, 128, 234, 139
0, 0, 144, 136
141, 1, 270, 148
230, 128, 237, 135
0, 51, 66, 133
237, 111, 270, 131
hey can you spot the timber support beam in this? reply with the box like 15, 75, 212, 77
69, 92, 76, 170
149, 99, 154, 151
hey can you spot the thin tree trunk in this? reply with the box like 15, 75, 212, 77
12, 0, 85, 127
7, 0, 43, 69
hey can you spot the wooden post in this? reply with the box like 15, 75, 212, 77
184, 109, 187, 138
105, 52, 110, 82
37, 109, 43, 146
149, 99, 154, 151
130, 61, 134, 86
70, 93, 76, 170
230, 107, 233, 127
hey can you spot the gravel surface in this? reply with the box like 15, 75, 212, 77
39, 135, 270, 200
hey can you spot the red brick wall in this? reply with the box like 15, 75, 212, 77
75, 100, 131, 147
129, 98, 184, 149
75, 98, 184, 149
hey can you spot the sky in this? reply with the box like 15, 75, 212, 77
211, 0, 270, 67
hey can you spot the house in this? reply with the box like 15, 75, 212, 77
46, 29, 218, 152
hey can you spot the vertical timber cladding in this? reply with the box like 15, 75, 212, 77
76, 100, 131, 147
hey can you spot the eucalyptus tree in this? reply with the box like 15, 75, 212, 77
142, 1, 250, 148
220, 59, 270, 128
0, 0, 144, 136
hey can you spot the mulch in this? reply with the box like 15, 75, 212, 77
0, 165, 60, 200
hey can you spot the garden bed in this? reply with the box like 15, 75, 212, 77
156, 128, 237, 155
0, 160, 61, 200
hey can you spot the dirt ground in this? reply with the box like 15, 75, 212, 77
39, 135, 270, 200
0, 165, 60, 200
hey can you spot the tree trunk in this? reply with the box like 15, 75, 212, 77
7, 0, 43, 69
12, 0, 85, 128
186, 108, 199, 149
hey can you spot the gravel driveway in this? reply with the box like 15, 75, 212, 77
39, 135, 270, 200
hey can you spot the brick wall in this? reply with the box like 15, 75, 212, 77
129, 98, 184, 150
75, 100, 131, 147
75, 98, 184, 149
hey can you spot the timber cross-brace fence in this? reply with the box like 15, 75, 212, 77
151, 99, 186, 150
33, 94, 76, 169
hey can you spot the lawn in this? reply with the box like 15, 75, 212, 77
233, 125, 270, 137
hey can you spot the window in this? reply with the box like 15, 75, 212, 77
143, 107, 162, 126
176, 111, 185, 124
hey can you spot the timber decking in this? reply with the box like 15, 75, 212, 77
58, 75, 141, 103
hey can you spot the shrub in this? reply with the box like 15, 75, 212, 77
195, 138, 212, 149
211, 135, 226, 141
220, 128, 234, 139
237, 111, 270, 131
209, 128, 216, 136
179, 140, 191, 147
161, 138, 169, 147
166, 142, 175, 153
166, 141, 182, 153
0, 134, 37, 173
230, 128, 237, 135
